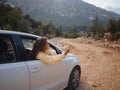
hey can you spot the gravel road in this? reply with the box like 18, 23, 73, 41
51, 38, 120, 90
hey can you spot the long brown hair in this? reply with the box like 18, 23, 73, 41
29, 37, 48, 59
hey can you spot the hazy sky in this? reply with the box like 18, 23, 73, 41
82, 0, 120, 15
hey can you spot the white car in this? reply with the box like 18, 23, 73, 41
0, 30, 81, 90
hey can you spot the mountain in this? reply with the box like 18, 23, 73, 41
7, 0, 120, 29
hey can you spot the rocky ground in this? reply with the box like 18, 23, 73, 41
50, 38, 120, 90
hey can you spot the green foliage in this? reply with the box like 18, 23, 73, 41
17, 18, 31, 33
0, 2, 41, 33
89, 16, 102, 39
0, 2, 13, 28
104, 19, 120, 40
88, 15, 120, 40
105, 19, 117, 34
24, 15, 42, 29
112, 32, 120, 40
34, 25, 42, 36
33, 21, 64, 38
55, 26, 63, 37
0, 1, 82, 38
63, 25, 80, 38
1, 1, 120, 41
7, 8, 23, 30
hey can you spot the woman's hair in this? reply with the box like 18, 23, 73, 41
29, 37, 48, 59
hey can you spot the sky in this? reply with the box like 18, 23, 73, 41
82, 0, 120, 15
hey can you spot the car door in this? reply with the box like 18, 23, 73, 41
26, 59, 66, 90
20, 36, 67, 90
0, 35, 29, 90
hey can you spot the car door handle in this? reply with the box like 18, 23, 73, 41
31, 67, 40, 73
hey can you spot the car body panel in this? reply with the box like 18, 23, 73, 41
25, 59, 67, 90
0, 62, 29, 90
65, 54, 80, 83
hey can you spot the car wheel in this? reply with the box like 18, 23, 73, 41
67, 66, 80, 90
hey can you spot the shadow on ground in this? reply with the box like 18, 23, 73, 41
76, 81, 91, 90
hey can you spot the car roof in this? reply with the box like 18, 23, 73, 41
0, 30, 39, 38
0, 30, 62, 51
0, 30, 54, 44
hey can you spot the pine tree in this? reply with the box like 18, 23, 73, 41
89, 16, 101, 39
103, 18, 120, 40
55, 26, 63, 37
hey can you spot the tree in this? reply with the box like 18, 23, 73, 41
89, 16, 101, 39
105, 19, 117, 34
0, 2, 69, 38
17, 18, 31, 33
0, 1, 13, 28
34, 25, 42, 35
7, 8, 23, 31
64, 25, 80, 38
24, 14, 42, 29
104, 18, 120, 40
55, 26, 63, 37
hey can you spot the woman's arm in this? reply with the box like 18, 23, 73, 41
36, 52, 65, 64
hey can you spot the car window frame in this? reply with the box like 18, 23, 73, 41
0, 33, 63, 63
49, 43, 62, 54
19, 35, 38, 61
0, 34, 19, 64
13, 34, 63, 61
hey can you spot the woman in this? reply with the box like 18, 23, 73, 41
30, 37, 70, 64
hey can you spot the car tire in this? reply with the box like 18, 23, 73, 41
67, 66, 80, 90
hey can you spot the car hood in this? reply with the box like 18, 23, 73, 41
65, 53, 80, 61
66, 53, 77, 57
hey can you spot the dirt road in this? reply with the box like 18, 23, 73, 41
50, 38, 120, 90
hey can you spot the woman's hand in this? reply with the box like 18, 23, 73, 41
64, 48, 70, 56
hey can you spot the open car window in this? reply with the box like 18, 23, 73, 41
21, 37, 35, 51
20, 36, 62, 60
20, 36, 36, 59
49, 43, 62, 54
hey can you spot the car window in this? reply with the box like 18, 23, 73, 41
49, 43, 62, 54
0, 37, 16, 64
22, 38, 35, 50
20, 36, 36, 58
20, 36, 61, 59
